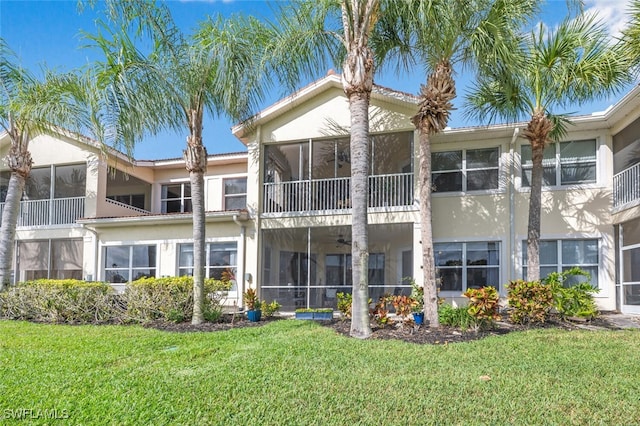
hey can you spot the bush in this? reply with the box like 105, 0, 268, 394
507, 280, 554, 324
463, 286, 501, 329
544, 268, 599, 319
337, 292, 352, 319
0, 279, 118, 323
261, 300, 281, 318
125, 276, 231, 323
438, 303, 475, 330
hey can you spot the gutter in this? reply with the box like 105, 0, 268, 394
80, 223, 100, 282
233, 213, 248, 310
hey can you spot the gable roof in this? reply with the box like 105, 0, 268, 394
231, 73, 419, 142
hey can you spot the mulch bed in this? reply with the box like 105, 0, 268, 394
142, 312, 622, 345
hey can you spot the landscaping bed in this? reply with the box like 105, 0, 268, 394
141, 312, 622, 344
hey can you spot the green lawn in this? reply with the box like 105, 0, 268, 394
1, 320, 639, 425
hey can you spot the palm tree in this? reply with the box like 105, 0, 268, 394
88, 1, 267, 324
267, 0, 381, 338
0, 39, 91, 289
466, 12, 628, 282
376, 0, 536, 327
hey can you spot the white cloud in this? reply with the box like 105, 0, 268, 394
585, 0, 631, 37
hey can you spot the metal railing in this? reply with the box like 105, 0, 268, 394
263, 173, 414, 214
105, 197, 150, 215
0, 196, 85, 227
613, 163, 640, 208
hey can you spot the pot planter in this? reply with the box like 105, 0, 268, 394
413, 312, 424, 325
247, 309, 262, 322
295, 310, 333, 320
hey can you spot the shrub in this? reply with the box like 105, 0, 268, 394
336, 292, 352, 319
125, 276, 230, 323
438, 303, 475, 330
507, 280, 554, 324
463, 286, 501, 329
391, 294, 417, 323
544, 268, 599, 319
0, 279, 117, 323
262, 300, 281, 318
371, 295, 393, 327
243, 288, 259, 310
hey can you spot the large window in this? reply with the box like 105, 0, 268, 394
23, 164, 86, 200
104, 245, 156, 283
435, 242, 500, 292
224, 178, 247, 210
432, 147, 499, 193
161, 183, 191, 213
17, 239, 83, 282
522, 239, 599, 287
178, 242, 238, 283
521, 139, 596, 187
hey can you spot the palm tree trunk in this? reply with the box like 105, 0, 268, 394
0, 172, 27, 290
526, 142, 543, 282
0, 136, 32, 290
185, 109, 207, 325
418, 131, 439, 327
348, 90, 372, 339
523, 110, 552, 282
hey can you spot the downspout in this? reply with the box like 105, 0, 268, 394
80, 223, 100, 282
233, 213, 247, 310
509, 127, 520, 282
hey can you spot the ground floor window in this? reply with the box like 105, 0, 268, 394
522, 239, 599, 287
435, 241, 500, 293
261, 223, 413, 310
104, 245, 156, 283
16, 239, 83, 282
178, 242, 238, 287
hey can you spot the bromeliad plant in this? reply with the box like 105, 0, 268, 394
463, 286, 501, 329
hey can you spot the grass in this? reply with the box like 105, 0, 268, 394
1, 320, 640, 425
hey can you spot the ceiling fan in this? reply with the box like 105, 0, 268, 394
336, 235, 351, 246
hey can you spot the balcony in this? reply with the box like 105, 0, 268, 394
0, 197, 85, 227
614, 163, 640, 210
262, 173, 414, 214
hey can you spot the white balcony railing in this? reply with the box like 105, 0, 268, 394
263, 173, 413, 214
0, 197, 85, 227
614, 163, 640, 209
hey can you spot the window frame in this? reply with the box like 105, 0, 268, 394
223, 177, 247, 211
160, 182, 192, 213
520, 139, 598, 189
431, 146, 501, 194
434, 241, 501, 293
104, 244, 157, 283
177, 242, 239, 284
522, 239, 599, 287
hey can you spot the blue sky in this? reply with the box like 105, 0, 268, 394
0, 0, 634, 160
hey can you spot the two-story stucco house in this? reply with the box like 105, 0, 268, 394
1, 74, 639, 313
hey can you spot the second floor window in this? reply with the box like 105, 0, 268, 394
161, 183, 192, 213
432, 147, 499, 193
224, 178, 247, 210
22, 164, 86, 201
521, 139, 597, 187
